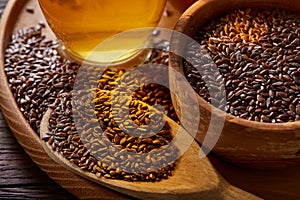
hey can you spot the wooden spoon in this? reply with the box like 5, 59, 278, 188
1, 0, 259, 199
40, 108, 260, 200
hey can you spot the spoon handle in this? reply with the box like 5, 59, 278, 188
221, 183, 261, 200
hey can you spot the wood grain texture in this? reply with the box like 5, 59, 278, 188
0, 0, 298, 199
0, 111, 77, 200
0, 0, 258, 199
0, 1, 77, 199
0, 0, 138, 199
40, 109, 259, 200
0, 0, 205, 199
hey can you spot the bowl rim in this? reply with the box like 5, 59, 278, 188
170, 0, 300, 131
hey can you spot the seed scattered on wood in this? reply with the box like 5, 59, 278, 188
4, 25, 180, 182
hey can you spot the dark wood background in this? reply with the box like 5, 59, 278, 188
0, 111, 76, 199
0, 0, 76, 199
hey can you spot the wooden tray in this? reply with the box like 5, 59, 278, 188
1, 1, 239, 199
0, 0, 298, 199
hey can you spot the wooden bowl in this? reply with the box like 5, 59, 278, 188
169, 0, 198, 12
169, 0, 300, 169
0, 0, 261, 199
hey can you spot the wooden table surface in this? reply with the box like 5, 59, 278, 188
0, 0, 76, 199
1, 0, 300, 199
0, 111, 77, 199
